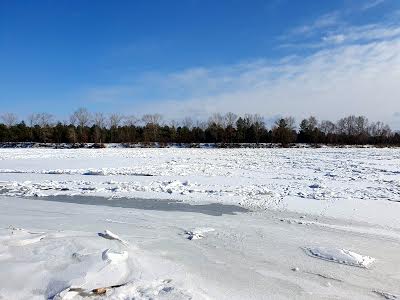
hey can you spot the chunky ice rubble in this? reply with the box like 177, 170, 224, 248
0, 148, 400, 207
0, 148, 399, 227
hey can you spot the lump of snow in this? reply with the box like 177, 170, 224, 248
102, 249, 128, 263
185, 227, 215, 240
83, 169, 106, 176
98, 229, 129, 246
309, 184, 322, 189
161, 180, 191, 194
304, 246, 375, 268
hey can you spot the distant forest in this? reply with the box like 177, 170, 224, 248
0, 109, 399, 146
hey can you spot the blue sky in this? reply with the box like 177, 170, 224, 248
1, 0, 400, 128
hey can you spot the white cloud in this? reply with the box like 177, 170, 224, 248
83, 21, 400, 129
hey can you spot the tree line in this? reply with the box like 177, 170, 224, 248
0, 109, 399, 146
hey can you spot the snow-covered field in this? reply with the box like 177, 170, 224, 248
0, 148, 399, 299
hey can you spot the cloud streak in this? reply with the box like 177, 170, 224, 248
362, 0, 386, 10
288, 11, 342, 36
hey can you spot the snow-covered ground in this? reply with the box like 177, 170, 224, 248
0, 148, 399, 299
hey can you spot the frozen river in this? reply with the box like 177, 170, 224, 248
0, 147, 399, 299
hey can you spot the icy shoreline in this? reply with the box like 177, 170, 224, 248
1, 142, 397, 149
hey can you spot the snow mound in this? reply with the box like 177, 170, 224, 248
185, 227, 215, 240
304, 246, 375, 268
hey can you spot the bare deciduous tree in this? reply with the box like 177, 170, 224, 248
182, 117, 194, 129
27, 113, 39, 127
225, 112, 238, 128
169, 120, 179, 128
369, 121, 391, 137
1, 113, 18, 127
355, 116, 369, 135
93, 112, 106, 129
283, 116, 296, 130
142, 114, 162, 126
196, 120, 208, 130
320, 120, 336, 135
208, 113, 225, 128
37, 113, 54, 127
337, 115, 357, 135
124, 115, 138, 127
71, 108, 91, 127
109, 113, 124, 129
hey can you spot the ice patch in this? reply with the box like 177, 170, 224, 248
304, 246, 375, 268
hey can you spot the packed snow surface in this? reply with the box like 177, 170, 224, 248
0, 147, 399, 299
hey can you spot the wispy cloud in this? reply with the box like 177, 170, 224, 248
286, 11, 342, 36
280, 6, 400, 50
321, 23, 400, 45
362, 0, 386, 10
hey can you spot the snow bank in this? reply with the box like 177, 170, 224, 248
1, 194, 400, 299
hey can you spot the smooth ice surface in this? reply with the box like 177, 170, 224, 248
28, 195, 249, 216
